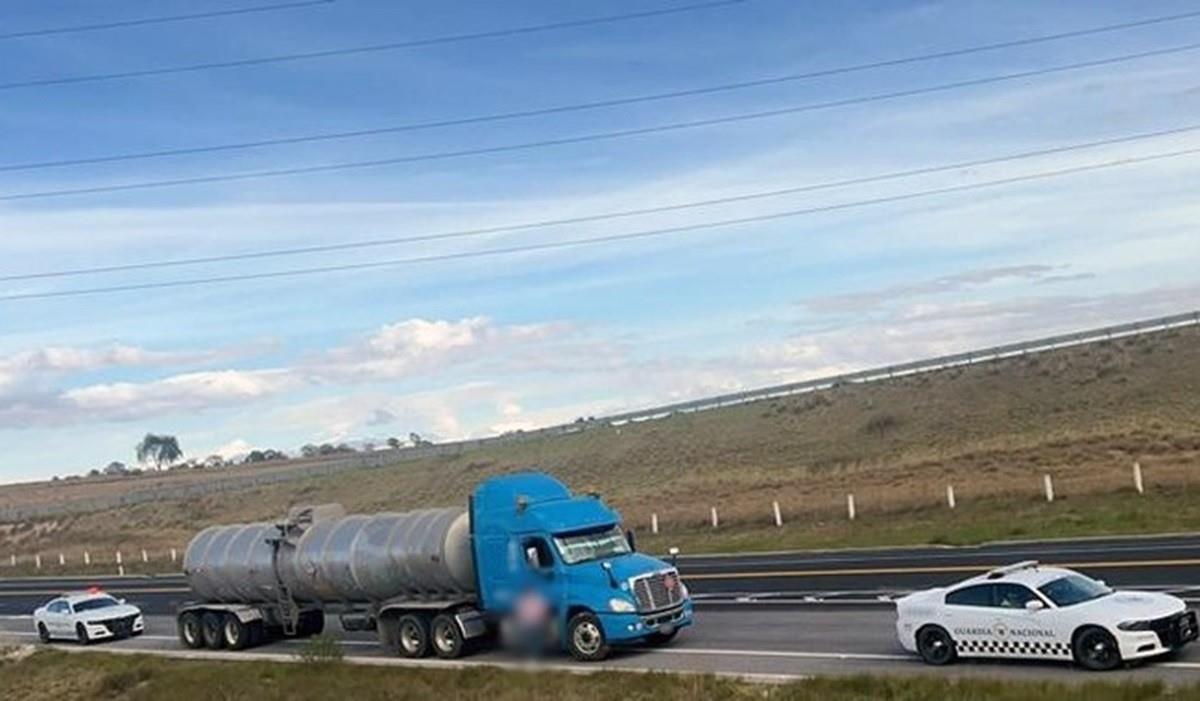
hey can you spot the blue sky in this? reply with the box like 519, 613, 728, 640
1, 0, 1198, 482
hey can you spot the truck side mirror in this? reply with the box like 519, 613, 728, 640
625, 529, 636, 552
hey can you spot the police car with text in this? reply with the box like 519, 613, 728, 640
895, 561, 1197, 670
32, 589, 145, 644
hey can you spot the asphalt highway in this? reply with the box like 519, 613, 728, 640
1, 534, 1199, 684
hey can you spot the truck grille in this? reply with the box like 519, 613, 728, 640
631, 570, 684, 612
99, 614, 138, 637
1149, 611, 1198, 648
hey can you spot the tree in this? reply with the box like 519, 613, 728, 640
300, 444, 319, 458
103, 461, 128, 476
386, 437, 401, 450
136, 433, 183, 471
409, 432, 432, 447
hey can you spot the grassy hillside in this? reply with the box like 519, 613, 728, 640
3, 325, 1199, 556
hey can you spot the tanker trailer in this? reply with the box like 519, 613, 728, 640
177, 471, 693, 661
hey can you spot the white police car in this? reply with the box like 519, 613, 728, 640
33, 589, 145, 644
896, 561, 1197, 670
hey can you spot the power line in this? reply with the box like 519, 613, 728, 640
0, 0, 746, 91
0, 1, 335, 41
3, 123, 1197, 283
3, 146, 1195, 303
3, 41, 1197, 202
5, 8, 1200, 172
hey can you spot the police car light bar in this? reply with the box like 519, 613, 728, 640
985, 560, 1039, 579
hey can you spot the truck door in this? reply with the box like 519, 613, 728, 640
520, 536, 563, 613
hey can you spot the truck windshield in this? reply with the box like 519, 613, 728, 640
1038, 575, 1111, 607
553, 526, 631, 565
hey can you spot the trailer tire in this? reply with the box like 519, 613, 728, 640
222, 614, 251, 650
201, 611, 226, 650
178, 611, 204, 649
431, 614, 465, 659
566, 612, 609, 662
397, 614, 431, 658
297, 610, 325, 637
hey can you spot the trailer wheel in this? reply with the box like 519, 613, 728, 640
201, 611, 226, 649
566, 612, 609, 662
222, 614, 251, 650
431, 614, 465, 659
297, 610, 325, 637
397, 614, 431, 658
178, 611, 204, 649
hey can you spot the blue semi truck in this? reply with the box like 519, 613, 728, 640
178, 472, 693, 660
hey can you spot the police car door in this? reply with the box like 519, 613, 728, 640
989, 583, 1070, 661
942, 583, 998, 657
46, 600, 70, 636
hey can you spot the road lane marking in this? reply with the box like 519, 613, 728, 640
635, 646, 912, 662
682, 558, 1200, 580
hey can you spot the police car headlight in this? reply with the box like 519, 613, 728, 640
1117, 620, 1153, 631
609, 598, 637, 613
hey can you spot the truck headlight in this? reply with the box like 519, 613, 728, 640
1117, 620, 1153, 631
609, 598, 637, 613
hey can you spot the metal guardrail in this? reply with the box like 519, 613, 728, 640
2, 309, 1196, 522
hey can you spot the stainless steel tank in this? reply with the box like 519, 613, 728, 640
183, 507, 476, 605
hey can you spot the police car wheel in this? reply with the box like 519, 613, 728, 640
916, 625, 956, 665
37, 622, 50, 643
75, 622, 91, 646
1073, 626, 1122, 671
567, 612, 610, 662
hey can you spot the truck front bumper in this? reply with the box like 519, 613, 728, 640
600, 600, 694, 644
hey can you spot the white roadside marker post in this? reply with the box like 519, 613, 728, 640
1044, 474, 1055, 503
170, 548, 177, 564
847, 494, 857, 521
84, 551, 90, 566
35, 554, 41, 570
1133, 462, 1145, 495
710, 507, 719, 529
946, 485, 957, 509
141, 549, 148, 564
58, 553, 65, 566
651, 513, 659, 535
772, 500, 783, 527
115, 551, 123, 566
8, 554, 14, 567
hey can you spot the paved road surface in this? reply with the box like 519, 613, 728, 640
2, 534, 1198, 684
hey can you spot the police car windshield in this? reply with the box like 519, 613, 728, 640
1038, 575, 1111, 607
553, 526, 630, 565
72, 596, 120, 612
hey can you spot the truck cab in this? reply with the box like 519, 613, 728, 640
472, 472, 693, 660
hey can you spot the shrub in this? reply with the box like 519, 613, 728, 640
294, 633, 344, 665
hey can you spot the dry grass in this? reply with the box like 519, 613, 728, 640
2, 650, 1199, 701
3, 327, 1200, 557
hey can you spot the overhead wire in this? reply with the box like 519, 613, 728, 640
2, 122, 1197, 283
3, 146, 1196, 302
3, 40, 1199, 202
4, 8, 1200, 172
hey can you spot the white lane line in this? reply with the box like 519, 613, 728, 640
634, 646, 912, 662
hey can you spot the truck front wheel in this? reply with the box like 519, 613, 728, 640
431, 614, 465, 659
566, 612, 610, 662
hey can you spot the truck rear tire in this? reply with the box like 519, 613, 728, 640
431, 614, 465, 659
397, 614, 431, 658
222, 614, 251, 650
178, 611, 204, 649
201, 611, 226, 650
566, 612, 609, 662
